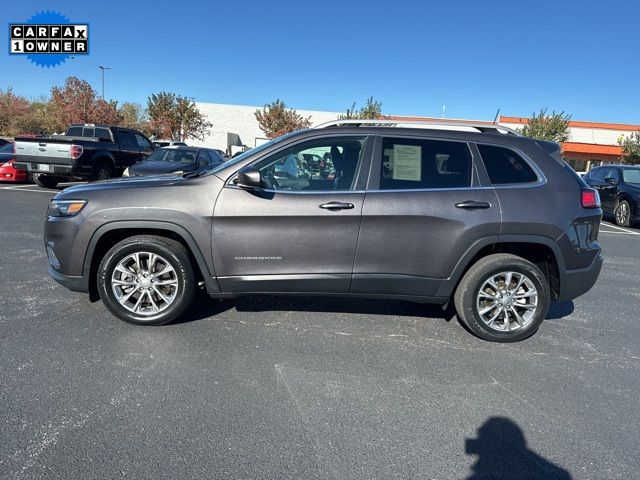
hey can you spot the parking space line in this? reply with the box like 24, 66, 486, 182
600, 222, 640, 235
599, 230, 639, 236
0, 186, 56, 193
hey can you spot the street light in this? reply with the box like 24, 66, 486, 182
98, 65, 111, 99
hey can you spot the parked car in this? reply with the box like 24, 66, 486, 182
152, 140, 188, 149
583, 164, 640, 226
0, 138, 11, 148
13, 124, 155, 188
123, 146, 225, 177
0, 143, 30, 182
44, 120, 603, 342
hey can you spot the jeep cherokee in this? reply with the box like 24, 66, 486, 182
44, 120, 603, 342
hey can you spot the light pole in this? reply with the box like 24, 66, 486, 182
98, 66, 111, 99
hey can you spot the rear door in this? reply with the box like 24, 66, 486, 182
212, 135, 372, 294
352, 135, 500, 297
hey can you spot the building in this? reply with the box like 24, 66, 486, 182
192, 102, 341, 155
498, 116, 639, 172
192, 102, 639, 170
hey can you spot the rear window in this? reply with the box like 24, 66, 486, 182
66, 126, 82, 136
478, 144, 538, 184
379, 137, 472, 190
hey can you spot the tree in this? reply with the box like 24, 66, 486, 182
50, 76, 121, 126
146, 92, 211, 141
521, 108, 571, 143
618, 131, 640, 165
255, 99, 311, 138
119, 102, 146, 131
339, 96, 386, 120
0, 88, 31, 136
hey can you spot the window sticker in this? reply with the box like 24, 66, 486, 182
392, 144, 422, 181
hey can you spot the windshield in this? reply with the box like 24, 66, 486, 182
207, 131, 304, 175
622, 168, 640, 184
0, 143, 13, 153
146, 148, 197, 165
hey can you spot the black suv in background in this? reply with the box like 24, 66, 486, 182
584, 164, 640, 227
43, 120, 603, 342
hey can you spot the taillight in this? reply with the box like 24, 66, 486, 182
70, 144, 83, 159
581, 188, 600, 209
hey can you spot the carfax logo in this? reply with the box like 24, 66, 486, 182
8, 11, 89, 68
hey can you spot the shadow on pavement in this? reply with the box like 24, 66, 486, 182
466, 417, 572, 480
545, 300, 574, 320
176, 293, 457, 324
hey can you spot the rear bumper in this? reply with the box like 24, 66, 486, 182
14, 162, 90, 178
48, 265, 89, 293
557, 252, 603, 301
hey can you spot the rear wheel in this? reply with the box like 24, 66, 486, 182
33, 174, 59, 189
93, 163, 113, 181
614, 199, 631, 227
454, 254, 550, 342
97, 235, 196, 325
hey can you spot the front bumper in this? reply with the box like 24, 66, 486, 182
48, 265, 89, 293
557, 252, 603, 301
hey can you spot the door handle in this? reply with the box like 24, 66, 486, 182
319, 201, 355, 210
455, 201, 491, 210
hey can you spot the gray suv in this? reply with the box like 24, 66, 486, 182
44, 120, 603, 342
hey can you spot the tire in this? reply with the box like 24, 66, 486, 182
454, 254, 550, 342
33, 174, 59, 189
614, 199, 631, 227
97, 235, 196, 326
92, 162, 114, 182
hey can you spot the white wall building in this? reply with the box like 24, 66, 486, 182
192, 102, 341, 154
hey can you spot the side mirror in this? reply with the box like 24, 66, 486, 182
604, 177, 618, 185
233, 166, 262, 189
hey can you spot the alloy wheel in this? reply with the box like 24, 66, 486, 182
111, 251, 179, 316
476, 271, 538, 332
616, 202, 629, 226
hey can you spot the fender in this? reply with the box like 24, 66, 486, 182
436, 234, 564, 297
82, 220, 220, 293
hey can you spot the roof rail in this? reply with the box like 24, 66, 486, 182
313, 118, 522, 136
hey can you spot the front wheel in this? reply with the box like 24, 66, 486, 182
614, 199, 631, 227
97, 235, 196, 325
454, 254, 550, 342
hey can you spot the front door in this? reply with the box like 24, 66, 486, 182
352, 135, 501, 297
212, 135, 372, 293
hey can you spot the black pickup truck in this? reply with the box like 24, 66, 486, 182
14, 124, 155, 188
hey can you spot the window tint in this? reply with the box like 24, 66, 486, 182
95, 127, 111, 141
589, 167, 606, 181
478, 144, 538, 184
118, 130, 137, 148
253, 137, 366, 191
66, 126, 82, 136
196, 150, 210, 165
379, 138, 471, 190
135, 133, 151, 150
209, 150, 224, 164
82, 127, 95, 138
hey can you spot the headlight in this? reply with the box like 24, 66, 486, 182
122, 167, 130, 177
47, 200, 87, 217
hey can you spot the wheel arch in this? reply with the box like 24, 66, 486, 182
437, 235, 564, 300
83, 221, 219, 301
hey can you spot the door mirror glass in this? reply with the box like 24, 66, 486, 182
233, 166, 262, 189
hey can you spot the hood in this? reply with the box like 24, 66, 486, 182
129, 160, 195, 176
57, 174, 186, 198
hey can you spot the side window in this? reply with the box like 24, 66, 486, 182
134, 133, 152, 150
253, 137, 366, 192
82, 127, 95, 138
118, 130, 137, 148
590, 167, 605, 181
379, 137, 472, 190
95, 127, 112, 142
477, 144, 538, 184
207, 150, 223, 164
196, 150, 210, 166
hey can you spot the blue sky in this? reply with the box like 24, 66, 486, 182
2, 0, 639, 123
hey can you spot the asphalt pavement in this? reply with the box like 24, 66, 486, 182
1, 183, 639, 480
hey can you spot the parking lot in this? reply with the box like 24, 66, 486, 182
1, 183, 638, 479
